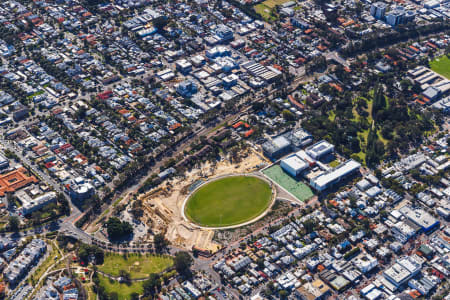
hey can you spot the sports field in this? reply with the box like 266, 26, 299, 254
254, 0, 289, 21
261, 0, 290, 8
185, 176, 272, 227
263, 165, 314, 202
430, 55, 450, 79
98, 253, 173, 279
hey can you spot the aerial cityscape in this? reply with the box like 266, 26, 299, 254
0, 0, 448, 299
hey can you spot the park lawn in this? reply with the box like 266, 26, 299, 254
351, 96, 373, 124
254, 4, 277, 21
99, 253, 173, 279
355, 128, 369, 165
352, 151, 366, 165
87, 285, 97, 300
97, 274, 143, 300
185, 176, 272, 227
358, 127, 370, 143
254, 0, 291, 21
430, 55, 450, 79
262, 0, 291, 7
377, 130, 388, 145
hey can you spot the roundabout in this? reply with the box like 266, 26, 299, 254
182, 174, 275, 229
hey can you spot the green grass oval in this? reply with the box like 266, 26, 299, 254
185, 176, 272, 227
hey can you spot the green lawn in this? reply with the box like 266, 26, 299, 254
97, 274, 143, 300
99, 253, 173, 279
329, 160, 340, 168
185, 176, 272, 227
430, 55, 450, 79
263, 165, 314, 202
26, 90, 45, 99
262, 0, 291, 7
328, 111, 336, 121
254, 4, 277, 21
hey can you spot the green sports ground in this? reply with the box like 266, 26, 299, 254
262, 165, 314, 202
184, 175, 272, 227
430, 55, 450, 80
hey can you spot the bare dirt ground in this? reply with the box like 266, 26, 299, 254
138, 149, 269, 252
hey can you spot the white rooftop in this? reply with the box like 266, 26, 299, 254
311, 160, 361, 190
281, 156, 309, 172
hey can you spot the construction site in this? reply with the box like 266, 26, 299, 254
137, 148, 271, 253
85, 143, 307, 252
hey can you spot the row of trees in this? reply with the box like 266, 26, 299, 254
341, 22, 450, 57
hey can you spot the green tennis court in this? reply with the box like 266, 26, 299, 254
263, 165, 314, 202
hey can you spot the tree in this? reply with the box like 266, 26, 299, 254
153, 233, 168, 253
143, 273, 161, 296
109, 292, 119, 300
265, 281, 275, 296
252, 101, 264, 111
78, 244, 104, 265
130, 292, 139, 300
152, 16, 169, 31
85, 0, 103, 5
282, 109, 295, 121
130, 293, 139, 300
303, 219, 316, 234
256, 258, 265, 269
130, 200, 144, 219
366, 127, 384, 168
106, 217, 133, 240
119, 270, 131, 284
279, 290, 288, 299
174, 251, 193, 278
57, 193, 71, 215
8, 216, 19, 232
372, 85, 386, 119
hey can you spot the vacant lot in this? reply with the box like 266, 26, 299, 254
99, 253, 173, 279
185, 176, 272, 227
263, 165, 314, 202
97, 274, 143, 300
430, 55, 450, 79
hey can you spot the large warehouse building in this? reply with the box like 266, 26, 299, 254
280, 156, 309, 177
310, 160, 361, 191
399, 206, 440, 232
262, 136, 292, 160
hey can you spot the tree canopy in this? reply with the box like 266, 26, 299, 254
106, 217, 133, 240
174, 251, 193, 278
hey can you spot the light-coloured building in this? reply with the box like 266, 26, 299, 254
281, 156, 309, 177
310, 160, 361, 191
306, 140, 334, 160
20, 192, 56, 215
